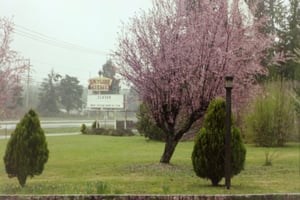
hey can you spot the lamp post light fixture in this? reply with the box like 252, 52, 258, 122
225, 75, 234, 190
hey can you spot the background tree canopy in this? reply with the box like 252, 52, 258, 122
101, 59, 120, 94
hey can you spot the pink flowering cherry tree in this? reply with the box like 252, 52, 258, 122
114, 0, 272, 163
0, 18, 28, 118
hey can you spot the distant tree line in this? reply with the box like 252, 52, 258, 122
246, 0, 300, 82
37, 70, 84, 116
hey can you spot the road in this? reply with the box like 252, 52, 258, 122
0, 120, 87, 140
0, 120, 94, 130
0, 132, 81, 140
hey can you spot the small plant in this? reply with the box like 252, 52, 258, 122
113, 188, 124, 194
136, 103, 165, 141
96, 181, 110, 194
264, 148, 278, 166
162, 184, 170, 194
85, 182, 94, 194
192, 97, 246, 186
80, 123, 87, 134
92, 120, 100, 129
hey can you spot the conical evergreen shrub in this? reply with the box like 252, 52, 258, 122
192, 97, 246, 186
3, 109, 49, 187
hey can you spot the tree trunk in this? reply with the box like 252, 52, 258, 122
160, 136, 180, 164
211, 177, 221, 187
18, 174, 27, 187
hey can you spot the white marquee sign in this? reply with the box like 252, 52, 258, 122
87, 94, 124, 109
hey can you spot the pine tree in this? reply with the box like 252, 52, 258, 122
282, 0, 300, 80
253, 0, 300, 80
247, 0, 289, 79
3, 109, 49, 187
37, 70, 61, 116
101, 60, 120, 94
58, 75, 83, 114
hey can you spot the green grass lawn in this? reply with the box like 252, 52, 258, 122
0, 135, 299, 194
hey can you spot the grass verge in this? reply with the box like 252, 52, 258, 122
0, 135, 299, 194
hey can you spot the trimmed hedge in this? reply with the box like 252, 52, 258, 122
90, 128, 134, 136
81, 121, 134, 136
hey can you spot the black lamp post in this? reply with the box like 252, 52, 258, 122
225, 75, 233, 189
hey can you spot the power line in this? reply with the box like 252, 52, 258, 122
14, 28, 106, 55
29, 58, 91, 81
11, 25, 104, 87
26, 59, 31, 109
13, 24, 109, 56
15, 24, 108, 54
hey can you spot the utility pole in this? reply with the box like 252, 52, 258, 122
26, 59, 31, 110
16, 58, 31, 110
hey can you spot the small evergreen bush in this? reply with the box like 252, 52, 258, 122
3, 109, 49, 187
192, 97, 246, 186
136, 103, 165, 141
92, 120, 100, 129
81, 123, 87, 134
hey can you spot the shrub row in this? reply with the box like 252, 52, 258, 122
81, 123, 134, 136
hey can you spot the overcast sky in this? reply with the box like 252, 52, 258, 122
0, 0, 152, 86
